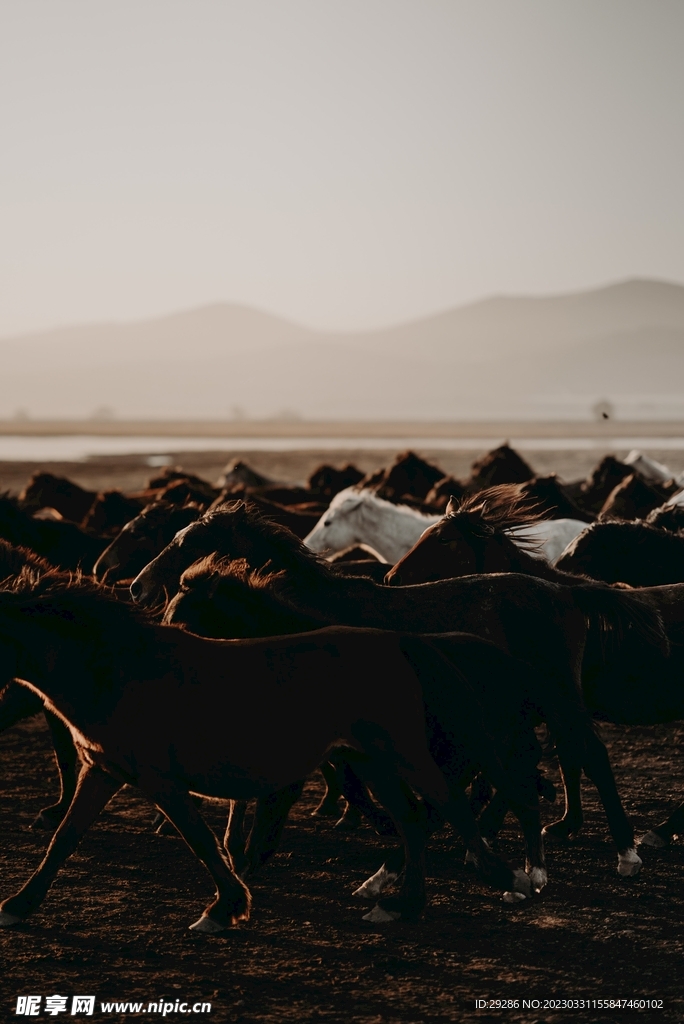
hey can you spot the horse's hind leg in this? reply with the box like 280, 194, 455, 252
32, 712, 79, 830
139, 780, 251, 932
311, 761, 343, 817
334, 760, 397, 836
580, 730, 641, 876
241, 781, 305, 877
224, 800, 249, 874
640, 801, 684, 849
0, 765, 122, 927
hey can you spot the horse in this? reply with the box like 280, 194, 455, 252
164, 553, 555, 855
304, 489, 441, 563
0, 494, 106, 572
467, 444, 534, 490
307, 463, 365, 500
0, 572, 542, 930
385, 493, 684, 849
555, 520, 684, 587
93, 501, 202, 584
305, 487, 585, 566
599, 474, 671, 521
129, 500, 667, 875
385, 489, 593, 588
646, 503, 684, 533
362, 451, 447, 503
18, 472, 98, 525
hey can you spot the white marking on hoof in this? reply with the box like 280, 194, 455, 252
528, 866, 548, 892
638, 830, 669, 849
352, 864, 398, 900
618, 847, 642, 877
362, 905, 402, 923
188, 915, 227, 934
0, 911, 24, 927
502, 891, 527, 903
512, 868, 533, 897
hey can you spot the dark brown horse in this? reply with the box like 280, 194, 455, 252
19, 472, 98, 525
129, 500, 666, 874
93, 501, 202, 583
0, 573, 539, 930
386, 493, 684, 851
0, 495, 106, 572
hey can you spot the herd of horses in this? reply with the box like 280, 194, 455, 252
1, 443, 684, 932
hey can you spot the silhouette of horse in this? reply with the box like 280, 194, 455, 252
18, 472, 98, 525
556, 520, 684, 586
0, 572, 543, 930
129, 500, 666, 874
362, 451, 447, 503
468, 444, 534, 490
386, 493, 684, 850
93, 501, 202, 583
599, 474, 670, 521
0, 495, 105, 572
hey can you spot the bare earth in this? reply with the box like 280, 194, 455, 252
1, 448, 684, 1023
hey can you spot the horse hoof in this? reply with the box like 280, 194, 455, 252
31, 811, 60, 831
334, 814, 360, 831
0, 911, 24, 927
511, 868, 533, 897
542, 820, 578, 843
352, 865, 398, 900
502, 891, 527, 904
362, 905, 402, 923
528, 866, 548, 892
618, 848, 642, 877
638, 831, 669, 849
189, 915, 227, 934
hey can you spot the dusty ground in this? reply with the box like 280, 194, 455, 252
1, 717, 683, 1023
1, 448, 684, 1023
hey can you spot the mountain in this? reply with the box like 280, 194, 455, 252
2, 278, 684, 420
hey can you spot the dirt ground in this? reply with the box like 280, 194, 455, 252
1, 447, 684, 1023
1, 717, 683, 1024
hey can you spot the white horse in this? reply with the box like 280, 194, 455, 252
305, 488, 588, 566
304, 489, 440, 566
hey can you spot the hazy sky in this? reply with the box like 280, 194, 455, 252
1, 0, 683, 336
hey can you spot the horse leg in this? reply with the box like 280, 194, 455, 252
223, 800, 249, 874
581, 730, 641, 876
0, 682, 44, 731
334, 760, 397, 836
32, 712, 79, 830
541, 741, 584, 842
0, 765, 122, 926
476, 790, 509, 841
640, 801, 684, 849
352, 772, 428, 923
139, 781, 251, 932
311, 761, 343, 817
241, 781, 305, 876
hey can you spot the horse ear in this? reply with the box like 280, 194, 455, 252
445, 495, 460, 516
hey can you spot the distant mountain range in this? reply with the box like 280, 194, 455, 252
2, 278, 684, 420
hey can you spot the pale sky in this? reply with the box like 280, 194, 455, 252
1, 0, 683, 336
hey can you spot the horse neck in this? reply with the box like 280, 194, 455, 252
359, 500, 437, 564
492, 531, 588, 585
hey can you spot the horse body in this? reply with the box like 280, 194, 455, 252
130, 501, 667, 870
304, 489, 440, 563
555, 520, 684, 586
0, 578, 539, 928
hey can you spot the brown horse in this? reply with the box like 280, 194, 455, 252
387, 493, 684, 851
0, 572, 541, 930
93, 501, 202, 583
19, 472, 98, 525
128, 500, 666, 874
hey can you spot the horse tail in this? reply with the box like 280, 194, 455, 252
571, 583, 669, 656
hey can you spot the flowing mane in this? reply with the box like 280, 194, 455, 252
448, 484, 552, 535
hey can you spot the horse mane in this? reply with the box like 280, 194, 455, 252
0, 538, 54, 583
0, 566, 155, 632
448, 484, 552, 535
203, 501, 331, 575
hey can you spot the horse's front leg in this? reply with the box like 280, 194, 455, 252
139, 779, 251, 932
541, 740, 584, 842
581, 730, 641, 877
32, 711, 80, 830
0, 765, 122, 926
